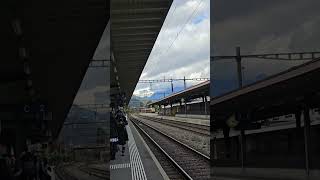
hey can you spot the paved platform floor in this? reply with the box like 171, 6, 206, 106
139, 113, 210, 126
64, 164, 102, 180
110, 120, 167, 180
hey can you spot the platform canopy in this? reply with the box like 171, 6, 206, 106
110, 0, 173, 104
211, 59, 320, 127
1, 0, 109, 139
149, 80, 210, 106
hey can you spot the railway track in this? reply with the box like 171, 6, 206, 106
136, 114, 210, 136
130, 115, 210, 180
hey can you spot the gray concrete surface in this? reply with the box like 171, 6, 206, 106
110, 120, 165, 180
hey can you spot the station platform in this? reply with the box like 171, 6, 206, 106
110, 120, 168, 180
63, 164, 102, 180
139, 113, 210, 126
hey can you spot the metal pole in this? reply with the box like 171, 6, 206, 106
236, 47, 243, 88
184, 76, 186, 90
171, 78, 173, 92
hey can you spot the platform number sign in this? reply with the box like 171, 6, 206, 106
23, 103, 52, 121
23, 103, 47, 113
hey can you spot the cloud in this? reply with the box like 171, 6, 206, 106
211, 0, 320, 95
133, 87, 155, 98
133, 0, 210, 99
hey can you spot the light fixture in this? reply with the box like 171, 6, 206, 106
12, 19, 22, 35
26, 79, 33, 87
19, 47, 28, 58
24, 63, 31, 75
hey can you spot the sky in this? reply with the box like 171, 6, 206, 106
211, 0, 320, 96
73, 22, 110, 105
132, 0, 210, 100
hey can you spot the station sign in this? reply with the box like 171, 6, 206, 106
22, 102, 52, 121
22, 102, 47, 113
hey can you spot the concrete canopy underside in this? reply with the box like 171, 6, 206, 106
150, 81, 210, 106
110, 0, 173, 103
2, 0, 109, 139
211, 59, 320, 127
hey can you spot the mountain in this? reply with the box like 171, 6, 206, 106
129, 95, 154, 108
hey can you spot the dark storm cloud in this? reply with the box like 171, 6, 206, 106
211, 0, 320, 96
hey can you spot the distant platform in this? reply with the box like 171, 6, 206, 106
110, 120, 168, 180
139, 113, 210, 126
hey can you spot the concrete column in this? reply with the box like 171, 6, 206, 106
184, 101, 187, 117
240, 129, 246, 169
295, 110, 302, 129
303, 105, 311, 176
237, 112, 246, 169
223, 126, 231, 159
204, 96, 208, 115
202, 96, 205, 115
160, 104, 163, 115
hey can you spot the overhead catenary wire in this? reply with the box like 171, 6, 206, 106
151, 0, 205, 60
138, 77, 209, 83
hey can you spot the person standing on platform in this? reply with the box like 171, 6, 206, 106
115, 109, 128, 156
20, 147, 37, 180
110, 114, 119, 160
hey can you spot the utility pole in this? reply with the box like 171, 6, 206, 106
184, 76, 186, 90
212, 48, 320, 88
171, 78, 173, 92
236, 46, 243, 88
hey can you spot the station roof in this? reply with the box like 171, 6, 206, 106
2, 0, 109, 139
211, 59, 320, 125
110, 0, 173, 103
149, 80, 210, 106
